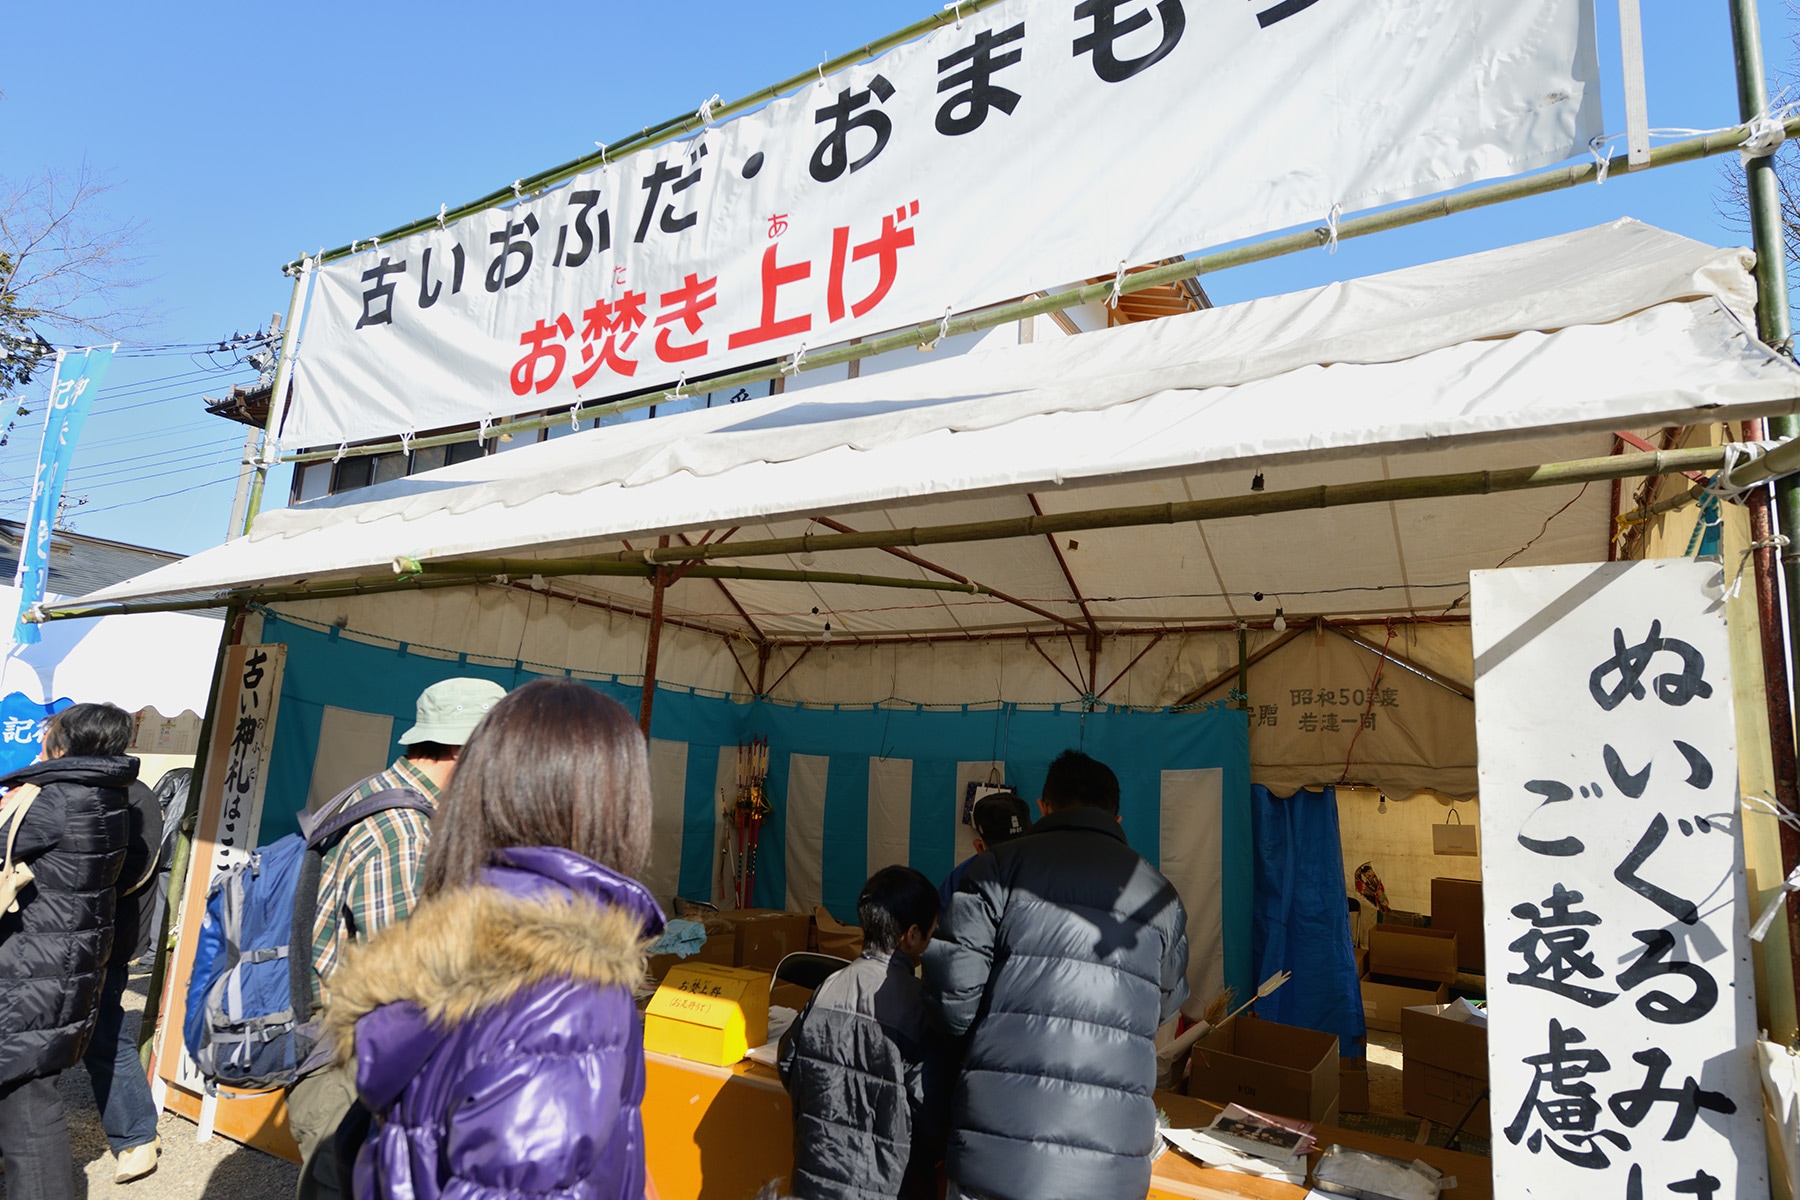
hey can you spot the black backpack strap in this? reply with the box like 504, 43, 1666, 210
288, 784, 435, 1046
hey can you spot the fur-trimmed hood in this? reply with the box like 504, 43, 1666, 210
322, 845, 665, 1076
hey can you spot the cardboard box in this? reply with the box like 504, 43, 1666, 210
719, 908, 813, 971
644, 963, 771, 1066
1361, 975, 1450, 1033
1430, 878, 1484, 973
1339, 1058, 1370, 1115
813, 906, 865, 960
646, 917, 739, 983
1360, 926, 1458, 1032
1402, 1003, 1489, 1135
770, 980, 815, 1013
1367, 926, 1458, 985
1187, 1015, 1340, 1123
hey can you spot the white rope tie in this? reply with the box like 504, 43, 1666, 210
593, 142, 609, 171
436, 204, 447, 230
1106, 261, 1128, 308
1741, 112, 1788, 165
1726, 533, 1789, 600
569, 403, 582, 431
1590, 135, 1617, 184
332, 442, 347, 464
1325, 203, 1342, 255
1704, 440, 1783, 504
477, 417, 492, 445
511, 180, 524, 200
818, 60, 828, 87
944, 0, 965, 28
399, 429, 414, 457
1742, 797, 1800, 943
698, 93, 722, 125
784, 343, 808, 374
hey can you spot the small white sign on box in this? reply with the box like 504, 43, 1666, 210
1472, 561, 1765, 1199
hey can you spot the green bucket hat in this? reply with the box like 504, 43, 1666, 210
398, 677, 508, 746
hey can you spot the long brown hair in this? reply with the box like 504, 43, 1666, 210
420, 678, 652, 897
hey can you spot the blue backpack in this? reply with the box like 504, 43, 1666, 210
183, 784, 430, 1091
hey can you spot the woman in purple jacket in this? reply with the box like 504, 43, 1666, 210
322, 679, 664, 1200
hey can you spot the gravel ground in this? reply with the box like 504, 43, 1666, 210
1, 967, 299, 1200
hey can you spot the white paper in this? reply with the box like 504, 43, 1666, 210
1472, 561, 1767, 1198
288, 0, 1601, 447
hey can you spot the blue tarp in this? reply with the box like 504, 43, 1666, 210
1251, 784, 1366, 1058
257, 613, 1256, 1000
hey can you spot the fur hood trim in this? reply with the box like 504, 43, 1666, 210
323, 884, 651, 1064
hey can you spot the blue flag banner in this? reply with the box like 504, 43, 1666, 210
13, 346, 114, 644
0, 693, 72, 776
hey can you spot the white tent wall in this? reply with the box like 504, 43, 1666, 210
1337, 786, 1482, 925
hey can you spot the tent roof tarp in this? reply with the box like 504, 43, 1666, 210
72, 220, 1800, 637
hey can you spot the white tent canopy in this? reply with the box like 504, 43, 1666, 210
0, 585, 221, 716
71, 220, 1800, 647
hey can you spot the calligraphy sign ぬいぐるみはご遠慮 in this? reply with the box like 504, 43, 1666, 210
1472, 561, 1766, 1200
286, 0, 1603, 448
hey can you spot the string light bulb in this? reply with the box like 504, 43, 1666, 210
1272, 607, 1287, 633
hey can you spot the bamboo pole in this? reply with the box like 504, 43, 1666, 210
38, 441, 1800, 626
402, 445, 1746, 575
1729, 0, 1800, 1021
244, 260, 311, 530
286, 0, 1014, 273
280, 115, 1800, 469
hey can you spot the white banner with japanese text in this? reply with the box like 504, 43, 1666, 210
287, 0, 1601, 448
1472, 561, 1766, 1199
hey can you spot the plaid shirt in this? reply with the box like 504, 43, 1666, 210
310, 757, 441, 1004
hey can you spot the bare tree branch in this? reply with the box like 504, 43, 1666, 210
0, 163, 158, 393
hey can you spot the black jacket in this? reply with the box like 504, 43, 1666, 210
0, 755, 136, 1084
112, 779, 165, 968
778, 951, 946, 1200
922, 806, 1189, 1200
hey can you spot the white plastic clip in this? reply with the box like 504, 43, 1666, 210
436, 204, 448, 230
698, 93, 722, 125
785, 343, 808, 374
1741, 113, 1787, 165
512, 180, 524, 200
1325, 203, 1342, 255
944, 0, 965, 28
1106, 261, 1128, 308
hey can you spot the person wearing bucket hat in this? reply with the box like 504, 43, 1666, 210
286, 677, 506, 1200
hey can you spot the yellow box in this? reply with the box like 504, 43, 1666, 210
644, 963, 771, 1066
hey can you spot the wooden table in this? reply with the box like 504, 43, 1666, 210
643, 1054, 1492, 1200
1151, 1092, 1491, 1200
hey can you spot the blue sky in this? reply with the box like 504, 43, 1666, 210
0, 0, 1792, 555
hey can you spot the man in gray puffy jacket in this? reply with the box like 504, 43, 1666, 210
778, 866, 946, 1200
924, 750, 1189, 1200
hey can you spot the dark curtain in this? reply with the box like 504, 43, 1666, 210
1250, 784, 1366, 1057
